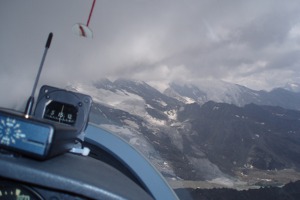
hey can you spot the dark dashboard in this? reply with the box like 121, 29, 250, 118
0, 123, 179, 200
0, 150, 154, 200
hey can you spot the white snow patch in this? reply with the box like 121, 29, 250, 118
74, 82, 148, 117
145, 115, 166, 126
259, 178, 272, 182
145, 104, 154, 109
153, 99, 167, 107
208, 178, 235, 187
183, 96, 196, 104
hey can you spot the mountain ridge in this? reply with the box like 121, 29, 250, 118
73, 78, 300, 188
164, 80, 300, 110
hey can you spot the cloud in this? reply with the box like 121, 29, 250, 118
1, 0, 300, 109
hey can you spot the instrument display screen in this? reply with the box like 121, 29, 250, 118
44, 101, 78, 126
0, 111, 54, 156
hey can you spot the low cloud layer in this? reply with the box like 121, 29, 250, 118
1, 0, 300, 109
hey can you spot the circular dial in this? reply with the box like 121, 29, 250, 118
0, 118, 26, 146
0, 182, 43, 200
43, 101, 78, 125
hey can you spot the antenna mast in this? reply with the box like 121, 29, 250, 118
24, 33, 53, 118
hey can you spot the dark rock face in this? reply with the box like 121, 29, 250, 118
177, 102, 300, 173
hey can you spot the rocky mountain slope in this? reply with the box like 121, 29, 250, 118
73, 79, 300, 186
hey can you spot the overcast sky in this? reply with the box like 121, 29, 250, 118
1, 0, 300, 109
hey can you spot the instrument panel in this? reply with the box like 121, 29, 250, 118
43, 101, 78, 126
0, 181, 43, 200
0, 150, 154, 200
34, 85, 92, 135
0, 180, 87, 200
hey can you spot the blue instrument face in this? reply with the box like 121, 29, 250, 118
44, 101, 78, 126
0, 112, 54, 156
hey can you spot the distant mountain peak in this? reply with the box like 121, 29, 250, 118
163, 80, 300, 110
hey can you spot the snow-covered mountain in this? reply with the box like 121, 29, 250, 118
75, 79, 227, 180
73, 78, 300, 187
164, 80, 300, 110
164, 80, 258, 106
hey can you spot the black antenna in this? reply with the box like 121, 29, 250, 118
24, 32, 53, 118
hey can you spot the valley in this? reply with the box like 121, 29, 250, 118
169, 168, 300, 190
73, 78, 300, 199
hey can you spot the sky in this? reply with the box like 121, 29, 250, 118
1, 0, 300, 109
